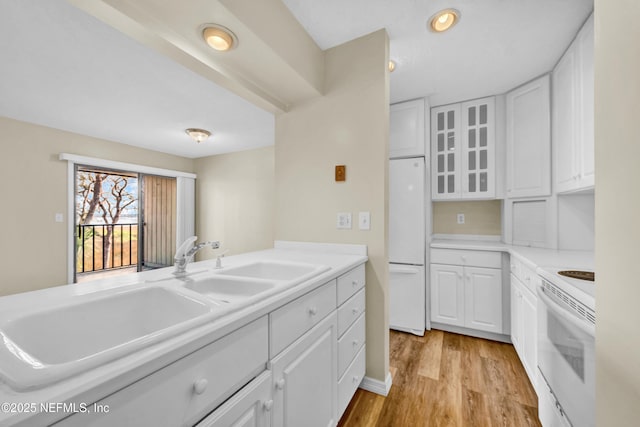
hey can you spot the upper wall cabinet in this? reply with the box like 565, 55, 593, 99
390, 99, 426, 158
431, 97, 496, 200
506, 75, 551, 198
553, 14, 594, 193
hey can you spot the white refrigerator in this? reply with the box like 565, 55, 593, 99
389, 157, 426, 335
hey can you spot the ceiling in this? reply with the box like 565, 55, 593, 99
0, 0, 593, 159
282, 0, 594, 106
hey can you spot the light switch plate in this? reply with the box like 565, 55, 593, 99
358, 212, 370, 230
337, 212, 352, 229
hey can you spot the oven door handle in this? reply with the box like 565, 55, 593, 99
536, 286, 595, 338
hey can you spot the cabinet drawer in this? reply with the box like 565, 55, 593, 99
511, 257, 540, 294
338, 346, 365, 418
337, 264, 365, 306
431, 248, 502, 268
338, 288, 365, 336
56, 317, 269, 427
270, 280, 337, 357
338, 314, 365, 378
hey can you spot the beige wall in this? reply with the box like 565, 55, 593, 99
0, 116, 194, 296
275, 30, 390, 382
194, 146, 275, 259
432, 200, 502, 235
595, 1, 640, 424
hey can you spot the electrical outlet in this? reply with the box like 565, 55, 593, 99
457, 213, 465, 224
337, 212, 352, 229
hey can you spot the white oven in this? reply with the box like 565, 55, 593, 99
537, 278, 595, 427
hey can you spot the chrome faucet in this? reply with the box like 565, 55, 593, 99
174, 236, 220, 277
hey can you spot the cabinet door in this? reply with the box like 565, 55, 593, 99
506, 75, 551, 198
521, 287, 538, 385
553, 47, 578, 193
390, 99, 425, 158
271, 312, 338, 427
197, 371, 272, 427
432, 105, 461, 199
464, 267, 502, 333
461, 97, 495, 198
430, 264, 464, 326
510, 277, 522, 354
576, 14, 594, 189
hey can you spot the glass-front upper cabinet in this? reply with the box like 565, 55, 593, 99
432, 104, 460, 199
431, 96, 495, 200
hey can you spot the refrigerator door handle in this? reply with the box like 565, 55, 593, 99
389, 265, 421, 275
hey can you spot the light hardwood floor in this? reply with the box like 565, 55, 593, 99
338, 329, 541, 427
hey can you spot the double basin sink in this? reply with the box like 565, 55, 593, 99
0, 260, 329, 391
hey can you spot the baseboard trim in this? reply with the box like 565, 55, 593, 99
359, 372, 392, 396
431, 322, 511, 343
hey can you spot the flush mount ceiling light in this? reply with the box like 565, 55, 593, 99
388, 60, 396, 72
185, 128, 211, 143
201, 24, 237, 51
429, 9, 460, 33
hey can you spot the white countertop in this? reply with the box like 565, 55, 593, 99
0, 242, 367, 426
431, 238, 595, 310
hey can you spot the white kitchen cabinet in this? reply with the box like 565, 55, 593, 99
432, 97, 496, 200
271, 312, 338, 427
55, 317, 269, 427
430, 264, 465, 327
553, 14, 594, 193
509, 257, 539, 391
196, 371, 272, 427
430, 249, 503, 334
506, 75, 551, 198
390, 98, 426, 158
464, 266, 503, 334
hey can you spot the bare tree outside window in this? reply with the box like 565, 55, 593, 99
76, 168, 138, 272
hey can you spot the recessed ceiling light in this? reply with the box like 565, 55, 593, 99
201, 24, 237, 51
388, 60, 396, 72
429, 9, 460, 33
185, 128, 211, 143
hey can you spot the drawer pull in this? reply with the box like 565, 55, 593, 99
193, 378, 208, 395
352, 307, 360, 315
352, 375, 360, 383
352, 280, 359, 287
352, 339, 359, 347
263, 400, 274, 412
308, 307, 318, 316
276, 379, 286, 390
461, 256, 467, 262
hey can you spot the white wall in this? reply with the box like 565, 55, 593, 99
595, 0, 640, 424
275, 30, 390, 382
194, 146, 275, 259
558, 193, 594, 251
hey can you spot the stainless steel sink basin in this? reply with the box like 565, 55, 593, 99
217, 261, 329, 282
0, 286, 214, 390
183, 276, 278, 303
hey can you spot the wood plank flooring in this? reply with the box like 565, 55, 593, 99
338, 329, 541, 427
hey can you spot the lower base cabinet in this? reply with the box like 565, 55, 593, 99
196, 371, 272, 427
53, 264, 366, 427
510, 273, 538, 384
271, 313, 338, 427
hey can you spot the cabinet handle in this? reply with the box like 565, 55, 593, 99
461, 256, 467, 262
276, 378, 285, 390
352, 375, 360, 383
193, 378, 208, 395
352, 280, 359, 287
352, 339, 360, 347
263, 400, 274, 412
352, 307, 360, 315
308, 307, 318, 316
457, 273, 463, 279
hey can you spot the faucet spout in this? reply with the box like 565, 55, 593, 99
174, 237, 220, 277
